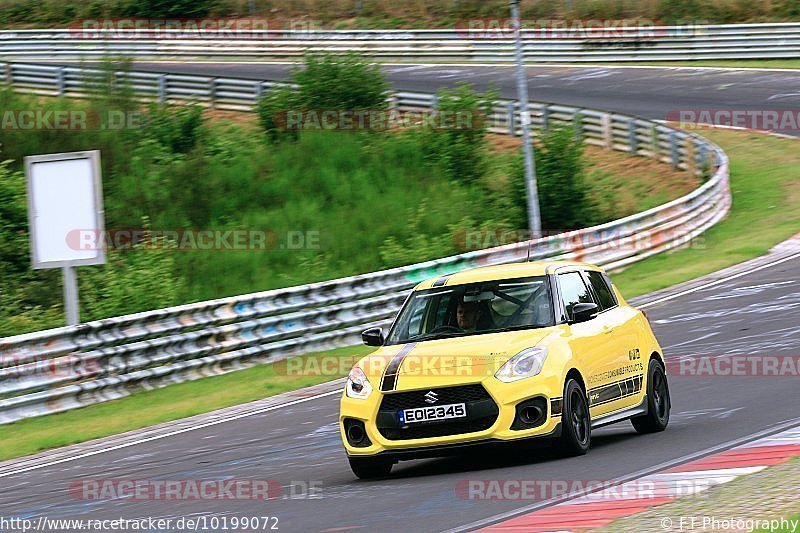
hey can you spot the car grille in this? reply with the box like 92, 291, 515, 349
377, 384, 499, 441
379, 384, 491, 410
378, 417, 497, 440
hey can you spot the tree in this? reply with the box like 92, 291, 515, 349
510, 126, 597, 231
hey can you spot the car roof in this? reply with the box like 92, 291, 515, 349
413, 260, 603, 290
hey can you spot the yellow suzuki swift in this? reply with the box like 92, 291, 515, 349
340, 260, 670, 479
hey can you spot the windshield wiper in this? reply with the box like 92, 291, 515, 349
408, 330, 468, 342
480, 324, 546, 335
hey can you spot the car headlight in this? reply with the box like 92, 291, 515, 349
495, 347, 548, 382
346, 366, 373, 399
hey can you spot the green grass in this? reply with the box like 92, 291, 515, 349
596, 457, 800, 532
0, 81, 697, 336
614, 129, 800, 297
2, 130, 797, 464
757, 514, 800, 532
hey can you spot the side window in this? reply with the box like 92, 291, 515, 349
558, 272, 595, 321
587, 271, 618, 311
406, 302, 426, 337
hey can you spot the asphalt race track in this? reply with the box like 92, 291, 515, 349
3, 62, 800, 531
2, 249, 800, 531
110, 62, 800, 134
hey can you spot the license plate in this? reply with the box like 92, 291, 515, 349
399, 403, 467, 424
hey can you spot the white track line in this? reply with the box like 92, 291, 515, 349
32, 60, 800, 72
446, 416, 800, 533
639, 250, 800, 309
655, 120, 800, 140
0, 390, 341, 479
3, 250, 800, 479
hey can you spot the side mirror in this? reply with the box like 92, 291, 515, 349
571, 303, 599, 324
361, 327, 384, 347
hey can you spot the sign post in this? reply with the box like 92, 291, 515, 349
25, 150, 105, 326
509, 0, 542, 240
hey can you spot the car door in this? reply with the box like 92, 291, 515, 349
582, 270, 645, 412
556, 270, 618, 419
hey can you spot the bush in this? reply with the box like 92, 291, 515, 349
121, 0, 220, 18
510, 126, 598, 231
145, 103, 206, 154
419, 83, 497, 184
79, 225, 184, 321
256, 86, 299, 144
256, 52, 390, 143
293, 52, 390, 110
0, 160, 28, 278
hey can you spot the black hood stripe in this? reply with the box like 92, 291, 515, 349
380, 343, 417, 392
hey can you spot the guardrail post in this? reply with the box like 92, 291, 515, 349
601, 113, 612, 150
685, 137, 697, 175
650, 125, 660, 160
574, 112, 583, 142
158, 74, 167, 104
670, 132, 680, 169
210, 78, 218, 109
699, 143, 712, 179
0, 62, 8, 85
628, 118, 638, 154
541, 105, 549, 131
387, 93, 397, 112
507, 102, 516, 136
255, 81, 264, 101
56, 66, 66, 97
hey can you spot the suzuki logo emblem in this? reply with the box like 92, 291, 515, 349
424, 391, 439, 404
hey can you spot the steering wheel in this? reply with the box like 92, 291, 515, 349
429, 325, 462, 334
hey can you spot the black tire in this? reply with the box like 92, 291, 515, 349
631, 358, 671, 434
558, 378, 591, 456
348, 456, 393, 479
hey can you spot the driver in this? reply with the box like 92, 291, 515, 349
456, 301, 482, 332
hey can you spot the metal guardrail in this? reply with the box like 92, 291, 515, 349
0, 23, 798, 62
0, 61, 731, 424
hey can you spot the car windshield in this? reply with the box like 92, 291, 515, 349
385, 275, 555, 345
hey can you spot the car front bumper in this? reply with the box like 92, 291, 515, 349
340, 373, 564, 459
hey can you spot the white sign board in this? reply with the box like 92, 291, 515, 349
25, 151, 105, 269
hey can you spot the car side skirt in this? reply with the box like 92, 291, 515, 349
591, 395, 648, 429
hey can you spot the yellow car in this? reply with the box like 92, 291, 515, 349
340, 260, 670, 479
